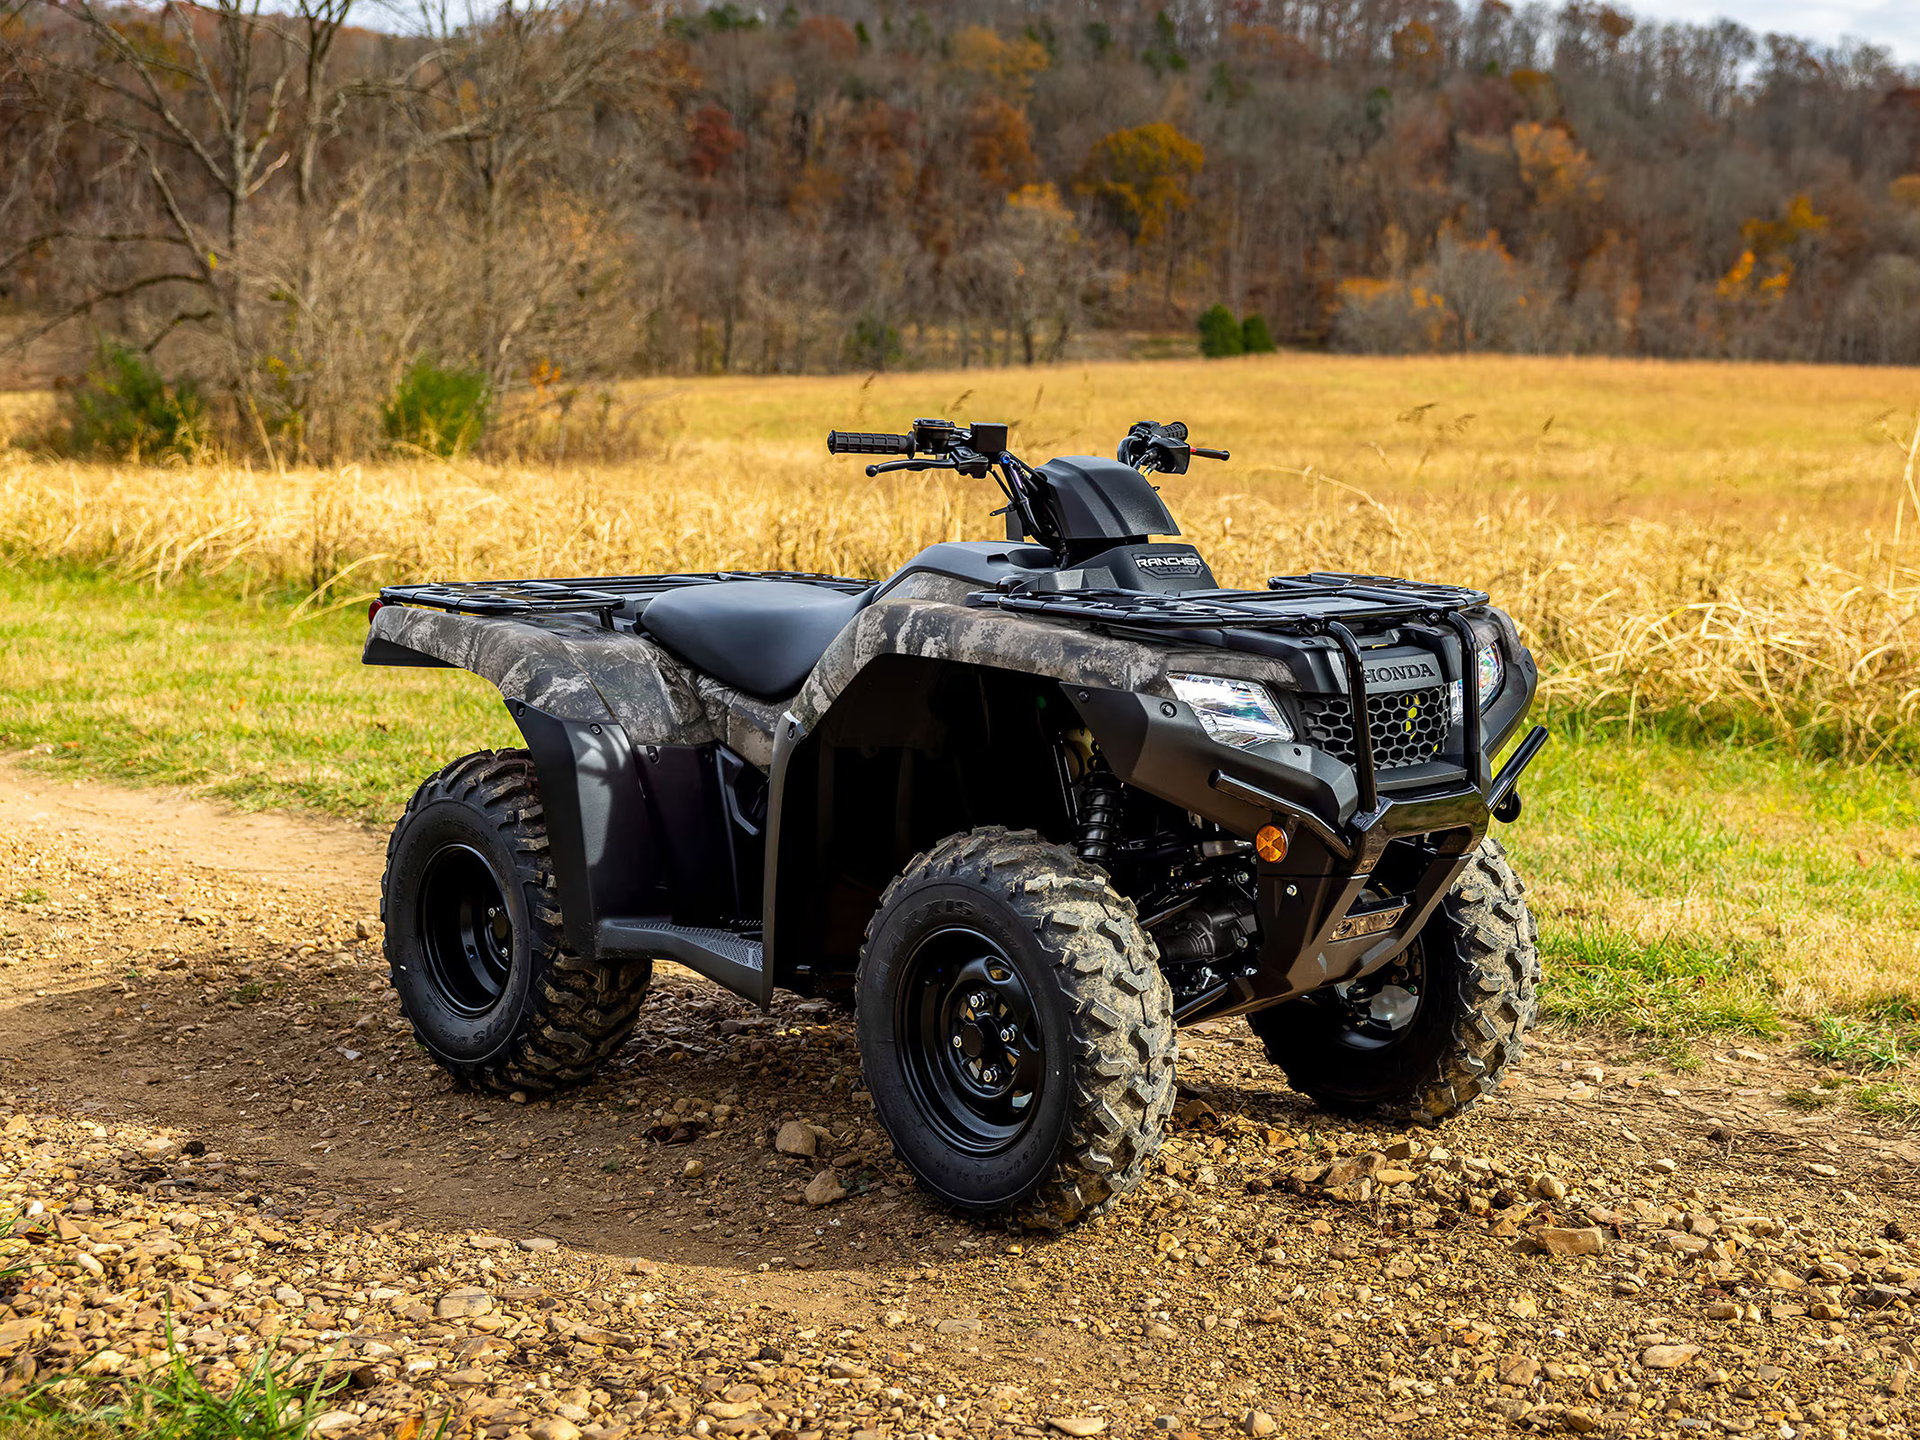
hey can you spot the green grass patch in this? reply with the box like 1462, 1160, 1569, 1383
1804, 1014, 1913, 1072
0, 564, 516, 821
1852, 1082, 1920, 1123
1536, 928, 1781, 1037
0, 1322, 345, 1440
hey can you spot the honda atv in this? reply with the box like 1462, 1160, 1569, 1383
365, 416, 1549, 1229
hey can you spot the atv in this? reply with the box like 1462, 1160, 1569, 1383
365, 416, 1549, 1229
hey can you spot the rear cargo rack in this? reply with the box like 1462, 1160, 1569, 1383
380, 572, 870, 629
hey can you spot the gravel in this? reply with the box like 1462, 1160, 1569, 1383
0, 763, 1916, 1438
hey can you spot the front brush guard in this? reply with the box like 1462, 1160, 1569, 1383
1065, 628, 1549, 1026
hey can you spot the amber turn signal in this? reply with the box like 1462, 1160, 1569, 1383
1255, 824, 1287, 863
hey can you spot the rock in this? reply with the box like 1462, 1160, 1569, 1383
1562, 1406, 1603, 1433
1048, 1418, 1107, 1437
1323, 1152, 1384, 1187
1641, 1344, 1700, 1370
1145, 1321, 1177, 1340
1536, 1226, 1607, 1257
1241, 1409, 1277, 1435
519, 1236, 559, 1252
682, 1159, 705, 1180
1765, 1267, 1804, 1292
934, 1317, 981, 1335
435, 1287, 493, 1319
804, 1170, 847, 1206
137, 1137, 178, 1161
1705, 1301, 1740, 1320
776, 1121, 817, 1157
1532, 1173, 1567, 1201
530, 1421, 583, 1440
1497, 1354, 1539, 1386
311, 1413, 359, 1435
80, 1348, 127, 1375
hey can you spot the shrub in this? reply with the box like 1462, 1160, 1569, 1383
1240, 312, 1277, 353
1196, 303, 1243, 357
843, 313, 903, 371
56, 342, 206, 461
381, 358, 490, 456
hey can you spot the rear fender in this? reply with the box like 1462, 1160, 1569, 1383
365, 605, 771, 1003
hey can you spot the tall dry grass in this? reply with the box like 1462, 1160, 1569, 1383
4, 354, 1919, 763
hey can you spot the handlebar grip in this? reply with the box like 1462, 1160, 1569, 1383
1192, 446, 1231, 460
828, 430, 914, 456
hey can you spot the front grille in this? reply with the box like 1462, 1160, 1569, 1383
1301, 685, 1450, 770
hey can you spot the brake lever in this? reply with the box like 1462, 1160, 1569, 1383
864, 457, 956, 477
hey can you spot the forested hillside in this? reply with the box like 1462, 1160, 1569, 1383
4, 1, 1918, 456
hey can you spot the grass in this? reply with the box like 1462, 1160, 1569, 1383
0, 567, 515, 817
0, 1321, 344, 1440
3, 354, 1919, 763
2, 352, 1919, 1054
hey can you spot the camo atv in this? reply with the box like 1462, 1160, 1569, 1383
365, 417, 1548, 1229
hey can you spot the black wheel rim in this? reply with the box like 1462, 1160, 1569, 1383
1317, 936, 1427, 1051
418, 843, 515, 1017
896, 927, 1044, 1158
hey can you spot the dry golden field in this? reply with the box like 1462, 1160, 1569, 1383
5, 352, 1918, 761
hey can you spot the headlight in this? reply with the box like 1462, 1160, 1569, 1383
1448, 639, 1506, 725
1168, 674, 1294, 749
1477, 638, 1505, 702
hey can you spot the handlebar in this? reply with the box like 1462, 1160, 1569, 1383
827, 430, 915, 456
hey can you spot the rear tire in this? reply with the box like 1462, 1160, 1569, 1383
856, 827, 1177, 1230
382, 750, 653, 1094
1247, 838, 1539, 1125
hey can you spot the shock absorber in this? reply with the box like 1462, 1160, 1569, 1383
1076, 766, 1124, 866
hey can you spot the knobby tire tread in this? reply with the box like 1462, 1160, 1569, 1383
383, 749, 652, 1095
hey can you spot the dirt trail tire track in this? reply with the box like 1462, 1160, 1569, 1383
0, 757, 1915, 1440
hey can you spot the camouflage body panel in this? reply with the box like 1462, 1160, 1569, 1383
368, 604, 785, 769
369, 570, 1297, 770
792, 572, 1297, 732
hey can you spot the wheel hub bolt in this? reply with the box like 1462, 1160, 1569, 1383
1000, 1026, 1016, 1042
968, 991, 988, 1009
951, 1034, 964, 1048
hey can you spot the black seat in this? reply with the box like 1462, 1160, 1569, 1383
640, 580, 869, 700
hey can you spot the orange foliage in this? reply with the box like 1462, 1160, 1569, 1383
790, 15, 859, 64
684, 104, 745, 181
1075, 123, 1205, 246
965, 99, 1037, 190
1887, 175, 1920, 210
947, 25, 1049, 93
1718, 193, 1829, 302
1511, 122, 1605, 207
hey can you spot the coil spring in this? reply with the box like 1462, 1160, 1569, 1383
1076, 768, 1124, 865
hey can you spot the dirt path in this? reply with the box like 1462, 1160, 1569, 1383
0, 756, 1914, 1440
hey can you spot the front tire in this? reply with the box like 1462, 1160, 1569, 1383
1247, 838, 1539, 1125
857, 828, 1177, 1230
382, 750, 653, 1094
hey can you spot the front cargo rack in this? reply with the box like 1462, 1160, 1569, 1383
965, 572, 1488, 633
379, 571, 871, 629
